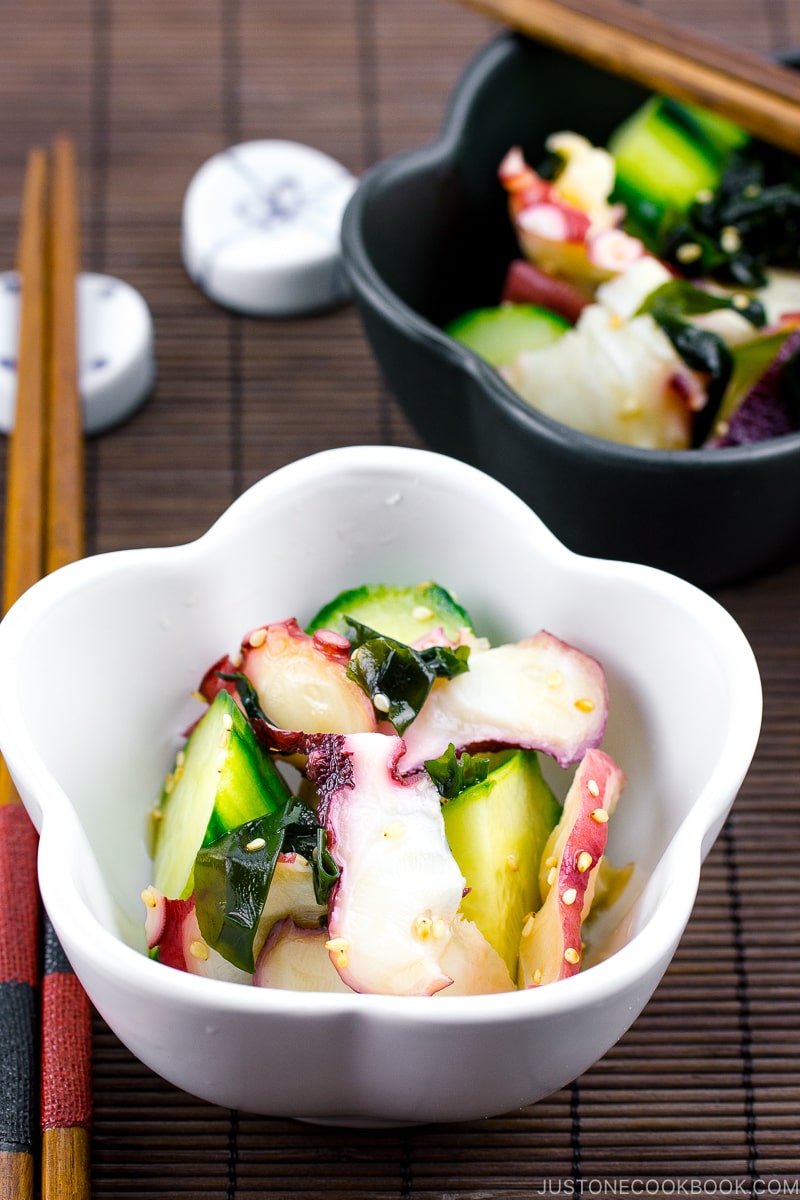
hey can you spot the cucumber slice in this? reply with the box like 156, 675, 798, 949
151, 690, 288, 899
677, 99, 749, 159
445, 303, 569, 368
307, 581, 473, 644
442, 750, 561, 977
609, 96, 734, 225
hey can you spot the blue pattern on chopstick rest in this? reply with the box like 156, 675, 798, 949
191, 144, 354, 293
0, 268, 156, 438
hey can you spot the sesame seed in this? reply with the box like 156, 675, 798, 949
547, 865, 557, 887
412, 605, 434, 621
532, 968, 543, 985
562, 887, 578, 906
587, 778, 600, 798
222, 713, 233, 731
414, 914, 434, 940
546, 670, 562, 689
175, 749, 186, 768
163, 773, 175, 795
522, 914, 536, 938
432, 919, 446, 940
249, 627, 267, 648
694, 188, 714, 204
140, 887, 158, 908
506, 853, 520, 872
619, 396, 642, 419
189, 939, 209, 961
372, 691, 391, 714
326, 939, 350, 970
544, 855, 557, 870
577, 851, 593, 873
676, 242, 702, 264
591, 808, 609, 824
150, 808, 163, 823
714, 419, 730, 438
564, 946, 580, 965
245, 837, 266, 852
215, 750, 227, 772
575, 698, 595, 713
731, 293, 751, 310
720, 225, 741, 254
217, 730, 230, 748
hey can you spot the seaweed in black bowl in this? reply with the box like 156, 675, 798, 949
342, 32, 800, 589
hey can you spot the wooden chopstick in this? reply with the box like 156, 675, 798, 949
1, 147, 48, 621
452, 0, 800, 154
46, 135, 84, 575
40, 135, 92, 1200
0, 145, 48, 1200
0, 137, 91, 1200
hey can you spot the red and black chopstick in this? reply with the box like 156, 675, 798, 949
40, 134, 92, 1200
0, 142, 48, 1200
0, 137, 91, 1200
0, 803, 40, 1200
40, 915, 93, 1196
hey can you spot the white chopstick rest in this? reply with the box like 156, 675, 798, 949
0, 270, 156, 436
181, 140, 357, 316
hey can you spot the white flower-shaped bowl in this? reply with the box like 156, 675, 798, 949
0, 445, 761, 1126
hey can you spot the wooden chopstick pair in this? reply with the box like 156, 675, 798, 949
453, 0, 800, 153
0, 138, 90, 1200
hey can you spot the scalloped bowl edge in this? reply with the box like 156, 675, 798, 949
0, 445, 762, 1123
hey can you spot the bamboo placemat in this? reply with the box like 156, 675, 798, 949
1, 1, 799, 1194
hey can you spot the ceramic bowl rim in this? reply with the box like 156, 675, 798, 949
0, 445, 763, 1029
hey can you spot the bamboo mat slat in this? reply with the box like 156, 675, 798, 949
1, 0, 800, 1195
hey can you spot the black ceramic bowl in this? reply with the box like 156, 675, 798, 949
341, 32, 800, 590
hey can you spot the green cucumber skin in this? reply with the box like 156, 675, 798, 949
151, 690, 288, 900
445, 303, 568, 368
677, 99, 748, 158
202, 718, 284, 844
442, 750, 561, 977
609, 96, 735, 220
307, 581, 474, 644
